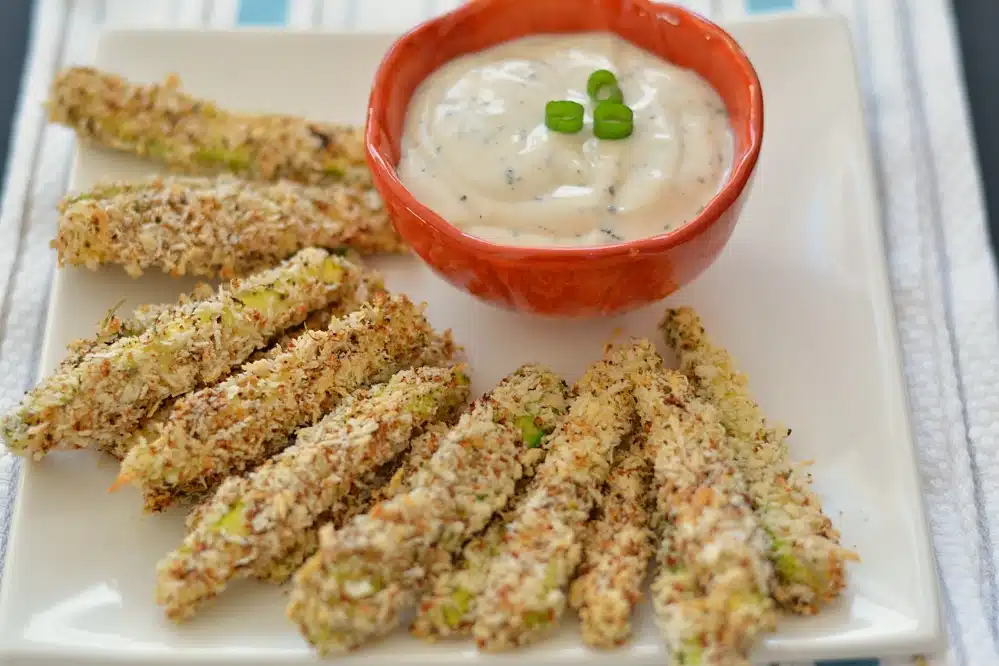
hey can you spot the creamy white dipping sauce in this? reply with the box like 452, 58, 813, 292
396, 33, 734, 248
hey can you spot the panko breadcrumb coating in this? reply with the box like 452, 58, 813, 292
61, 280, 215, 373
472, 342, 653, 652
1, 248, 359, 460
660, 307, 857, 615
54, 175, 405, 279
410, 395, 559, 641
177, 376, 428, 538
633, 361, 775, 666
252, 422, 453, 585
650, 531, 715, 665
410, 516, 508, 641
109, 288, 372, 464
156, 366, 470, 622
117, 294, 455, 511
47, 67, 369, 186
52, 281, 216, 453
568, 436, 652, 649
287, 365, 569, 654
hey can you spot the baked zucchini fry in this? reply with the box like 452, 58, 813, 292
286, 365, 569, 654
660, 307, 857, 614
54, 175, 405, 279
57, 289, 218, 460
410, 517, 507, 641
472, 342, 651, 652
112, 292, 369, 464
47, 67, 368, 186
55, 281, 214, 398
178, 362, 411, 534
634, 364, 775, 666
156, 365, 470, 622
2, 248, 358, 460
118, 294, 455, 511
252, 422, 452, 585
650, 529, 717, 666
410, 409, 556, 641
366, 421, 450, 508
567, 437, 652, 649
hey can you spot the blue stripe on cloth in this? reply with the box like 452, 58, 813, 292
746, 0, 796, 13
815, 660, 882, 666
237, 0, 289, 26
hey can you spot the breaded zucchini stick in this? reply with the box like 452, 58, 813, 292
410, 517, 507, 641
156, 366, 471, 622
54, 175, 405, 280
366, 421, 450, 507
252, 423, 452, 585
287, 365, 569, 654
110, 294, 366, 464
118, 294, 455, 511
567, 437, 652, 649
634, 364, 775, 666
56, 281, 214, 389
178, 373, 415, 535
472, 342, 650, 652
409, 411, 555, 641
660, 307, 857, 614
2, 248, 358, 460
650, 531, 718, 666
55, 291, 220, 459
47, 67, 368, 186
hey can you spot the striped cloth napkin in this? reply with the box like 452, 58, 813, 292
0, 2, 996, 666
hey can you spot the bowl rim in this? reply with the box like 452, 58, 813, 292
365, 0, 764, 263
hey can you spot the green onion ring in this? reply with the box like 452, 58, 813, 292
586, 69, 619, 99
592, 82, 624, 104
545, 100, 585, 134
593, 101, 634, 140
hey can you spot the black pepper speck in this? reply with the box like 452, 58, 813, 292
308, 126, 332, 149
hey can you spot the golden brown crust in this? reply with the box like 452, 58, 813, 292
156, 366, 470, 622
54, 176, 405, 279
287, 365, 569, 654
567, 438, 652, 649
661, 307, 857, 615
472, 342, 653, 652
119, 294, 455, 511
634, 363, 776, 666
2, 248, 359, 460
47, 67, 369, 186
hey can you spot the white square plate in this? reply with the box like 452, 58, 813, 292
0, 14, 943, 666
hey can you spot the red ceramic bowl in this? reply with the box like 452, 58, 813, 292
365, 0, 763, 318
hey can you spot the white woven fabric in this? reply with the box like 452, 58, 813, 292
0, 2, 995, 665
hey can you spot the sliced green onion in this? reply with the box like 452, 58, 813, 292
593, 102, 634, 140
586, 69, 619, 99
545, 100, 584, 134
593, 82, 624, 104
